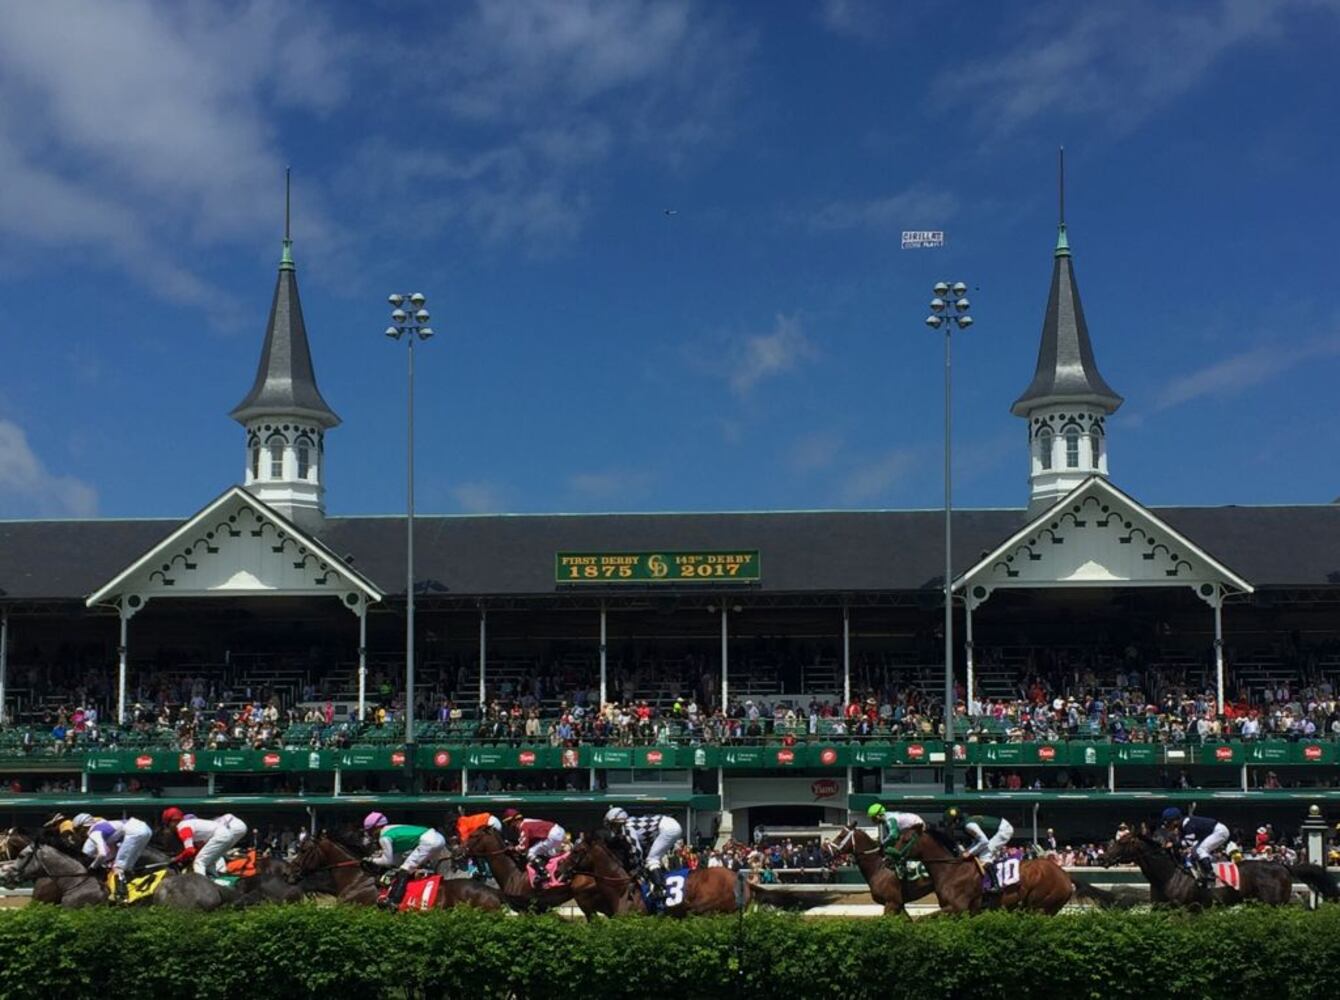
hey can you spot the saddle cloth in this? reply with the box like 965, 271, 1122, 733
108, 869, 167, 904
1213, 862, 1240, 890
638, 867, 691, 914
525, 852, 569, 889
379, 874, 443, 911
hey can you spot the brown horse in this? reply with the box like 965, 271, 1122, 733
1101, 831, 1340, 908
462, 825, 576, 913
558, 830, 841, 917
890, 826, 1112, 915
826, 823, 936, 916
290, 832, 503, 910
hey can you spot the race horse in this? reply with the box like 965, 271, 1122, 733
889, 825, 1115, 915
461, 825, 575, 913
557, 830, 842, 917
289, 831, 504, 910
1101, 830, 1340, 908
2, 840, 229, 910
826, 823, 936, 916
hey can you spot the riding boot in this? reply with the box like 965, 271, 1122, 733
1197, 856, 1214, 886
531, 861, 549, 887
648, 866, 667, 901
386, 870, 411, 909
982, 859, 999, 893
113, 873, 129, 903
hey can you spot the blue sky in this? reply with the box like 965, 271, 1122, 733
3, 0, 1340, 521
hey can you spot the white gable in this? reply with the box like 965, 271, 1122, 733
956, 477, 1251, 607
86, 487, 382, 618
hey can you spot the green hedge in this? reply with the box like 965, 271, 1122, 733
2, 906, 1339, 999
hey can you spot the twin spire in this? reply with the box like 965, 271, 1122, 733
1010, 147, 1122, 417
229, 169, 339, 429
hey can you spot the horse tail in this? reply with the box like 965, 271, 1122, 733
1287, 863, 1340, 901
1071, 879, 1123, 909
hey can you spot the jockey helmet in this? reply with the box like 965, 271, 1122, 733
487, 815, 503, 832
501, 808, 522, 822
161, 807, 184, 826
72, 813, 94, 829
58, 821, 75, 837
363, 811, 389, 831
1160, 807, 1183, 824
866, 803, 886, 821
944, 806, 960, 824
604, 807, 629, 826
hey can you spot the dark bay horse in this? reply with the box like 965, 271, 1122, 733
558, 831, 841, 917
891, 826, 1114, 915
291, 832, 503, 910
462, 826, 574, 913
826, 823, 936, 916
1101, 832, 1339, 908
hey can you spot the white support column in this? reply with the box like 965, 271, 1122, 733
478, 608, 487, 706
842, 605, 851, 706
1108, 761, 1116, 792
0, 610, 8, 726
720, 607, 729, 711
599, 603, 608, 707
965, 600, 975, 717
357, 603, 368, 721
117, 606, 130, 726
80, 771, 89, 794
334, 768, 342, 796
460, 766, 468, 797
1213, 591, 1226, 714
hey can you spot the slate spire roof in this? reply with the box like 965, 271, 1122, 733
229, 172, 340, 428
1010, 150, 1123, 417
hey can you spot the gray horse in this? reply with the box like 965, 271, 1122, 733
4, 842, 232, 910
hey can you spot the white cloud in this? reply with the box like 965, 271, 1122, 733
802, 186, 958, 233
816, 0, 887, 40
934, 0, 1323, 137
450, 481, 507, 514
788, 431, 844, 475
839, 449, 918, 505
729, 314, 816, 395
567, 469, 655, 503
0, 421, 98, 517
1149, 333, 1340, 412
0, 1, 349, 311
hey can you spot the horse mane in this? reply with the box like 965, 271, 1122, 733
925, 824, 962, 854
321, 828, 367, 857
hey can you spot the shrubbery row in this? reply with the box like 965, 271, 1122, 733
2, 905, 1338, 999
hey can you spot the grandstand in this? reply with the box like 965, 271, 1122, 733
4, 189, 1340, 846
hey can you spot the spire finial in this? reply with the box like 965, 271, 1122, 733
280, 166, 295, 271
1054, 146, 1070, 258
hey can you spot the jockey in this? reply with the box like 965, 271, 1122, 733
944, 807, 1014, 891
455, 810, 502, 844
605, 807, 683, 900
161, 807, 248, 878
500, 808, 567, 885
71, 812, 152, 901
1161, 807, 1230, 882
865, 803, 925, 864
363, 812, 447, 908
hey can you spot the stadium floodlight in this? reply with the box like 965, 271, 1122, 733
381, 288, 441, 796
924, 280, 973, 795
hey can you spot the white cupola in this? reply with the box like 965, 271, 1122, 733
228, 173, 340, 533
1011, 151, 1122, 514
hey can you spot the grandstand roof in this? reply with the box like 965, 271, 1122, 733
3, 503, 1339, 601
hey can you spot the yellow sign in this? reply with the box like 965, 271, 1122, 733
556, 551, 760, 583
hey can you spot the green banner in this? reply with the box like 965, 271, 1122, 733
1112, 744, 1158, 765
1199, 743, 1242, 765
1246, 742, 1291, 764
556, 550, 760, 584
1291, 742, 1333, 764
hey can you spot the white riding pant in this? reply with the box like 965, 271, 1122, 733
527, 825, 566, 863
113, 818, 152, 875
1193, 823, 1231, 861
645, 817, 683, 869
967, 820, 1014, 863
399, 829, 447, 872
193, 815, 247, 876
